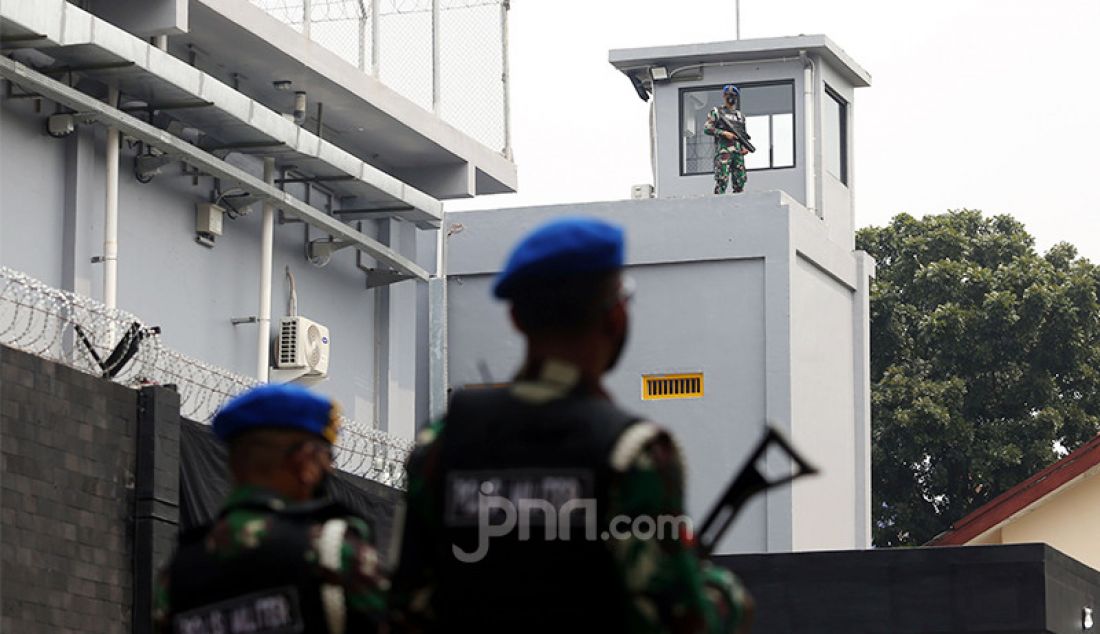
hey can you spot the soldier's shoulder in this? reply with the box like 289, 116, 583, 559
413, 417, 446, 449
609, 420, 682, 473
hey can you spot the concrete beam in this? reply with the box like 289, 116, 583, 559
0, 55, 430, 281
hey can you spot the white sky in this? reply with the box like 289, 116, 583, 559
448, 0, 1100, 261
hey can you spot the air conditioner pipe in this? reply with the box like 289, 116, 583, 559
257, 157, 275, 381
801, 51, 816, 216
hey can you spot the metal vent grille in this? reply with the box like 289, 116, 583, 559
641, 373, 704, 400
279, 319, 298, 366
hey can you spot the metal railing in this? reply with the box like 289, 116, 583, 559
251, 0, 510, 154
0, 266, 411, 488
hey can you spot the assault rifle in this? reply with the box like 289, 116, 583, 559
695, 426, 817, 557
715, 110, 757, 154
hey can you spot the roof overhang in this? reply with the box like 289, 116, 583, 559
0, 6, 431, 283
928, 433, 1100, 546
177, 0, 517, 199
609, 34, 872, 89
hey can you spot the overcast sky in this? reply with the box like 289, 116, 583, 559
447, 0, 1100, 261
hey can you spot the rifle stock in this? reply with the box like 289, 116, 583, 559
694, 426, 818, 557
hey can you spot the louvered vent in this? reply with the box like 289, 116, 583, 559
279, 318, 299, 367
641, 373, 704, 400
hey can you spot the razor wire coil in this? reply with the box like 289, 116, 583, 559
0, 266, 411, 489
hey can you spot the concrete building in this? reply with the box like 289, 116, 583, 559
929, 432, 1100, 572
445, 35, 874, 553
0, 0, 515, 440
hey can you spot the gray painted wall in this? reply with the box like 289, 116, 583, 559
648, 53, 858, 250
0, 95, 431, 437
653, 59, 807, 204
790, 254, 857, 550
445, 191, 873, 553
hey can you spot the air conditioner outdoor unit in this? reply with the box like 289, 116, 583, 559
270, 316, 330, 384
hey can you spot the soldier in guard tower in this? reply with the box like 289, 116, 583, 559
704, 84, 754, 194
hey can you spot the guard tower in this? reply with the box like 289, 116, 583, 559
611, 35, 870, 249
443, 36, 875, 554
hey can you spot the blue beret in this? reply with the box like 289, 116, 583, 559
212, 383, 340, 444
493, 217, 625, 299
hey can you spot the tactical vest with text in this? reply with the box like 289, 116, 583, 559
433, 386, 640, 632
165, 498, 369, 634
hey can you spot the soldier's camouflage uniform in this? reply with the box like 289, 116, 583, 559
703, 105, 747, 195
153, 485, 389, 633
391, 419, 748, 634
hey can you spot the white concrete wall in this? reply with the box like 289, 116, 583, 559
652, 59, 806, 202
789, 254, 857, 550
445, 192, 873, 553
817, 60, 856, 250
649, 53, 859, 252
0, 96, 429, 437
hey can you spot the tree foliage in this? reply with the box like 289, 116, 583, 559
856, 210, 1100, 547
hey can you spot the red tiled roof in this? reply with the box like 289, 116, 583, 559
927, 432, 1100, 546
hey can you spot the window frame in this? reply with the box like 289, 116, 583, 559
678, 80, 798, 177
824, 84, 849, 186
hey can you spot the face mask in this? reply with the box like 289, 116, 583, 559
605, 319, 629, 372
312, 468, 333, 500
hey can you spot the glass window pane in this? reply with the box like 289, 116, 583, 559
772, 112, 794, 168
744, 116, 770, 170
824, 88, 846, 183
681, 88, 724, 174
741, 83, 794, 116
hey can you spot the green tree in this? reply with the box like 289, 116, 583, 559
856, 210, 1100, 547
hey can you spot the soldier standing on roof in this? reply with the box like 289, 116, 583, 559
390, 217, 752, 633
153, 383, 389, 634
704, 84, 753, 195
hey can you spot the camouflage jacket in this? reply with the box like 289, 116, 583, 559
153, 485, 389, 634
390, 411, 747, 633
703, 105, 746, 152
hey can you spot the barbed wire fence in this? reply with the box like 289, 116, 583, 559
0, 266, 411, 489
250, 0, 509, 155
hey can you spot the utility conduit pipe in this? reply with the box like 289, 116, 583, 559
104, 85, 119, 314
801, 51, 816, 216
257, 157, 275, 381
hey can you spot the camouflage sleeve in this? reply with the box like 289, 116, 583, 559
336, 516, 389, 628
389, 420, 446, 632
605, 423, 748, 634
703, 108, 719, 137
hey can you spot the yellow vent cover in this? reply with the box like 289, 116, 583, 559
641, 373, 704, 400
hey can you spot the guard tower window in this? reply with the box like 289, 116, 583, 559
680, 81, 795, 176
824, 85, 848, 185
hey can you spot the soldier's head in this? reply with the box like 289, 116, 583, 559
494, 217, 632, 376
723, 84, 740, 108
213, 384, 340, 502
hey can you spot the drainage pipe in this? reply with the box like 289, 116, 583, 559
801, 51, 816, 216
257, 157, 275, 381
104, 85, 119, 312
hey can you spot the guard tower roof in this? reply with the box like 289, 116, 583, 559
609, 34, 871, 88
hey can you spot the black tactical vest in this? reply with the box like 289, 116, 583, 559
432, 386, 641, 632
165, 498, 369, 634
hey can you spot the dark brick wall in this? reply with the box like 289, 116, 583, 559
1, 346, 138, 633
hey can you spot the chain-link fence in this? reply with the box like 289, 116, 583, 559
251, 0, 509, 154
0, 266, 411, 488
